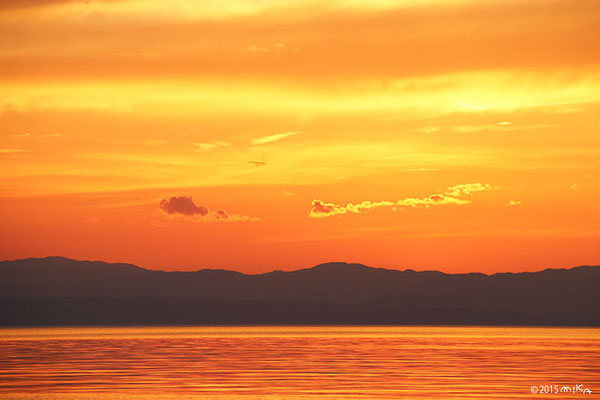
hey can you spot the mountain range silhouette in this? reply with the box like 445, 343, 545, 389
1, 256, 598, 326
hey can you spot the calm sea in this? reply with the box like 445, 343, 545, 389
0, 326, 598, 399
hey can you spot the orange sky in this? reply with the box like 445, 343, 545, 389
1, 0, 599, 273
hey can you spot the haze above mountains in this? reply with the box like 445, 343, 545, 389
1, 257, 598, 326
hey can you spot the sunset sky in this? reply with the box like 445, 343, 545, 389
0, 0, 599, 273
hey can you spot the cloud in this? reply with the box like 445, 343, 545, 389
36, 133, 63, 137
158, 196, 258, 222
248, 45, 268, 53
445, 183, 493, 196
250, 131, 299, 145
403, 168, 440, 172
160, 196, 208, 216
0, 149, 27, 153
310, 200, 348, 217
247, 160, 266, 166
248, 43, 286, 53
396, 194, 470, 207
194, 141, 230, 152
214, 209, 230, 220
310, 182, 496, 218
508, 200, 522, 206
345, 200, 396, 213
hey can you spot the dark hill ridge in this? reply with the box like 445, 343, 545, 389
0, 257, 598, 326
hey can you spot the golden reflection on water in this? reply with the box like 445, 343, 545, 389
0, 326, 598, 399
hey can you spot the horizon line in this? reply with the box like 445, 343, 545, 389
2, 255, 597, 277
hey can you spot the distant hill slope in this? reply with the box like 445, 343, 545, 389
1, 257, 598, 326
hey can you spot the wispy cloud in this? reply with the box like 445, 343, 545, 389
0, 149, 27, 153
36, 133, 63, 137
250, 131, 299, 145
194, 141, 230, 151
403, 168, 440, 172
247, 160, 266, 166
310, 183, 496, 218
248, 43, 286, 53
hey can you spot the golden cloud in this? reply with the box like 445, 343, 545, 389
310, 183, 496, 218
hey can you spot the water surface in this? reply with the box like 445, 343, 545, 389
0, 326, 598, 399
